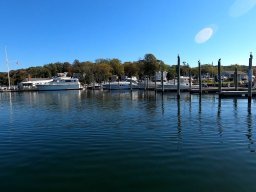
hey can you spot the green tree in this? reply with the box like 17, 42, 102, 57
94, 63, 112, 83
123, 62, 139, 77
109, 59, 124, 77
181, 62, 190, 76
166, 65, 176, 79
143, 53, 159, 77
80, 61, 95, 84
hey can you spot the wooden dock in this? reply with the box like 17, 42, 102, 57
219, 90, 256, 98
190, 87, 248, 94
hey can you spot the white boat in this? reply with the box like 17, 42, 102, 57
86, 83, 102, 90
156, 76, 191, 91
36, 73, 82, 91
156, 82, 190, 91
102, 77, 138, 90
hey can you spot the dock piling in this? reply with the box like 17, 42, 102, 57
177, 55, 181, 99
248, 53, 253, 103
234, 66, 238, 91
198, 60, 202, 95
218, 59, 222, 95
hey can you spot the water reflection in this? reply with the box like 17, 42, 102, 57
8, 93, 13, 123
217, 98, 223, 136
189, 93, 192, 113
161, 93, 164, 115
177, 98, 182, 150
177, 98, 181, 131
198, 95, 202, 114
233, 98, 238, 120
246, 102, 254, 152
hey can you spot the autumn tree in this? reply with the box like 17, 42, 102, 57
109, 59, 124, 77
143, 53, 159, 77
94, 63, 112, 83
123, 62, 139, 77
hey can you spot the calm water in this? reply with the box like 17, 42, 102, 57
1, 90, 256, 192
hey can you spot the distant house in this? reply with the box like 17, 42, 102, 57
152, 71, 168, 81
221, 71, 247, 81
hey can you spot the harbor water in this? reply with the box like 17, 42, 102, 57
0, 90, 256, 192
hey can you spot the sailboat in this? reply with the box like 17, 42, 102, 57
4, 47, 18, 91
5, 47, 11, 90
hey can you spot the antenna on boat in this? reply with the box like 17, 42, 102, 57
4, 47, 19, 90
5, 46, 11, 90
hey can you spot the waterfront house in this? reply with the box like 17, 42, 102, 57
221, 71, 247, 81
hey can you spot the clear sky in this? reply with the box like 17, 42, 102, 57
0, 0, 256, 72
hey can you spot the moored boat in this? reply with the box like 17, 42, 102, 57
36, 73, 82, 91
102, 77, 138, 90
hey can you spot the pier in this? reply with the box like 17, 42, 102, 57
219, 90, 256, 98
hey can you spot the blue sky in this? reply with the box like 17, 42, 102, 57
0, 0, 256, 72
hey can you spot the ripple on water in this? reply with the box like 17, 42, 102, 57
1, 91, 256, 191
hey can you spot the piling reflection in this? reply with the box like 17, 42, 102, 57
233, 98, 238, 119
217, 98, 223, 136
161, 93, 164, 115
177, 98, 182, 150
189, 93, 192, 113
198, 95, 202, 114
246, 102, 254, 152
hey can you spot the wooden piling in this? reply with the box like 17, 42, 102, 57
189, 68, 192, 90
130, 78, 132, 91
198, 60, 202, 95
248, 53, 253, 103
234, 66, 238, 91
154, 73, 157, 93
218, 59, 222, 95
161, 69, 164, 93
177, 55, 181, 99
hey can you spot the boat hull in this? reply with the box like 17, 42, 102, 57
156, 84, 190, 91
37, 84, 82, 91
102, 82, 138, 90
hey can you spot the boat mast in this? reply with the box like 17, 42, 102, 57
5, 47, 11, 89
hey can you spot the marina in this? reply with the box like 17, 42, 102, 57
0, 90, 256, 192
1, 1, 256, 191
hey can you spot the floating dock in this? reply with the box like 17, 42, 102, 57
219, 91, 256, 98
190, 87, 248, 94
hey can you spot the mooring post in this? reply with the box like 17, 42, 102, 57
248, 53, 253, 103
198, 60, 202, 95
147, 77, 149, 90
218, 58, 222, 95
154, 72, 157, 93
177, 55, 181, 99
189, 68, 192, 90
234, 66, 238, 91
161, 69, 164, 93
144, 77, 147, 91
130, 78, 132, 91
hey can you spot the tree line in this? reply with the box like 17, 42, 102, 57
0, 53, 253, 86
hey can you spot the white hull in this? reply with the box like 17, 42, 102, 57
103, 82, 138, 90
138, 77, 191, 91
36, 73, 82, 91
156, 83, 190, 91
37, 84, 82, 91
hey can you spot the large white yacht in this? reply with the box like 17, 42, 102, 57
36, 73, 82, 91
